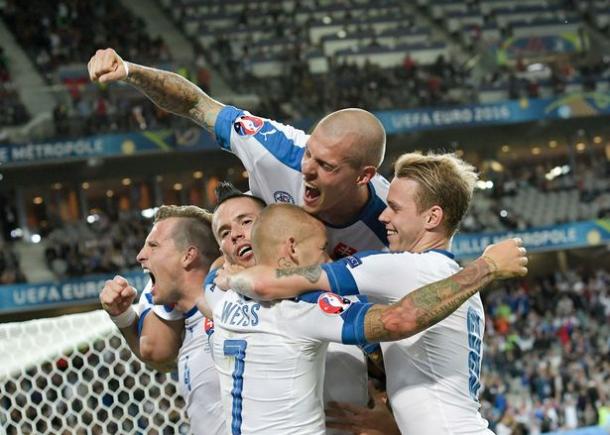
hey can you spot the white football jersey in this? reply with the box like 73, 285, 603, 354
205, 268, 370, 435
321, 250, 493, 434
208, 287, 373, 435
214, 106, 390, 258
137, 283, 225, 435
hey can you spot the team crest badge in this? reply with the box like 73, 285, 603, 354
273, 191, 295, 204
317, 292, 351, 315
332, 243, 357, 259
234, 115, 264, 136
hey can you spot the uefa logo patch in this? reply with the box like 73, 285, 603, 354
274, 191, 295, 204
234, 115, 264, 136
317, 292, 351, 315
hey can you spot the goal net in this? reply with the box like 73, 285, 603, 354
0, 310, 188, 434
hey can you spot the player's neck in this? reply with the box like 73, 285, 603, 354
175, 272, 207, 311
411, 235, 450, 254
318, 185, 370, 226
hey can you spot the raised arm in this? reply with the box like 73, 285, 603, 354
100, 276, 182, 372
87, 48, 223, 132
363, 238, 527, 342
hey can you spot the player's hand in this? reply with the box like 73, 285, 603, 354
88, 48, 128, 83
100, 275, 137, 316
325, 381, 400, 435
481, 237, 528, 279
214, 263, 245, 291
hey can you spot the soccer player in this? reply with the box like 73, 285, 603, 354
217, 152, 527, 434
207, 183, 374, 433
87, 48, 389, 257
99, 205, 225, 435
207, 203, 527, 434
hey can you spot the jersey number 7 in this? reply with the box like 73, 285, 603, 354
224, 339, 248, 435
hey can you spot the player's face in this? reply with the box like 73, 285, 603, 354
301, 129, 363, 219
213, 197, 262, 268
136, 218, 183, 305
379, 177, 430, 251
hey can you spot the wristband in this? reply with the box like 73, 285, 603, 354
109, 306, 136, 328
122, 59, 129, 78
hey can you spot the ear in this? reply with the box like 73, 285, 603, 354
424, 205, 444, 230
287, 236, 300, 264
182, 246, 199, 269
356, 166, 376, 186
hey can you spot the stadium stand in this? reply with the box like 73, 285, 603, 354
481, 268, 609, 433
0, 45, 29, 127
1, 1, 610, 434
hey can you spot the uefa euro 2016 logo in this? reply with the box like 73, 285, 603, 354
234, 115, 264, 136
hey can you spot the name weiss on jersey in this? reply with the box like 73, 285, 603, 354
220, 299, 261, 327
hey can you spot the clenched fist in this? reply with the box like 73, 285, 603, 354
482, 238, 528, 279
87, 48, 128, 83
100, 275, 137, 316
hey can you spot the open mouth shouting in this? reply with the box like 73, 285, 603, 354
143, 268, 156, 295
235, 243, 254, 263
303, 183, 321, 206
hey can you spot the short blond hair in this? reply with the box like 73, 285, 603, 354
394, 152, 478, 236
154, 205, 217, 266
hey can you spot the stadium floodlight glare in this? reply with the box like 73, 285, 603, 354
86, 214, 100, 224
545, 165, 570, 181
500, 210, 508, 218
141, 207, 159, 219
10, 228, 23, 239
475, 180, 494, 190
30, 234, 41, 243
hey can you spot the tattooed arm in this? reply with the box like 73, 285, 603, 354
215, 264, 329, 300
87, 48, 223, 132
362, 239, 528, 342
363, 257, 492, 341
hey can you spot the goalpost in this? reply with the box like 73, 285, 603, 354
0, 310, 188, 434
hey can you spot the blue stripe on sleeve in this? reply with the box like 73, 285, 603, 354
214, 106, 244, 150
137, 307, 151, 337
340, 302, 373, 346
253, 126, 305, 171
321, 262, 359, 296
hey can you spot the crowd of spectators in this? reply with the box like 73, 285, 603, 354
43, 211, 149, 279
0, 238, 25, 285
1, 0, 171, 79
0, 45, 29, 127
481, 268, 610, 433
460, 156, 610, 233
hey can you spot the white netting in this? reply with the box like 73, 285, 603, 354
0, 310, 188, 434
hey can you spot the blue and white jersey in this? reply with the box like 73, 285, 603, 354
137, 281, 225, 435
205, 268, 370, 434
209, 288, 372, 435
321, 250, 492, 435
214, 106, 390, 258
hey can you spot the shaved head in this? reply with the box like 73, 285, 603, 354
251, 204, 326, 264
315, 108, 386, 168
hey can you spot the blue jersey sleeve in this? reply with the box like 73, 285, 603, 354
291, 291, 374, 347
320, 257, 362, 296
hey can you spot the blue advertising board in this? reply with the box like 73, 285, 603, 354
452, 219, 610, 259
0, 270, 148, 314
